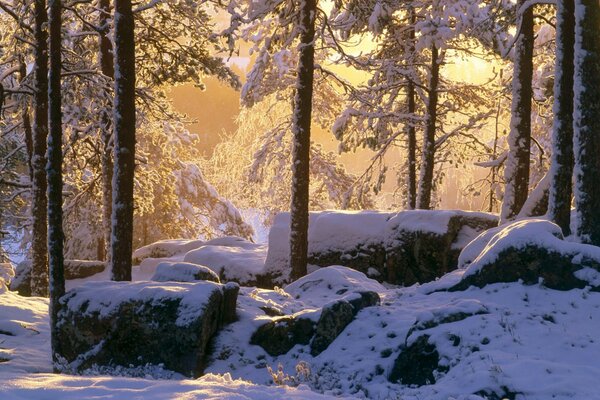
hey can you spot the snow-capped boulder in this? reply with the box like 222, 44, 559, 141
264, 210, 497, 286
385, 210, 498, 285
10, 260, 106, 296
151, 261, 220, 283
183, 238, 268, 287
250, 315, 316, 356
56, 280, 239, 377
451, 219, 600, 291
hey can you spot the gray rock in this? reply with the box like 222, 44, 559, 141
250, 317, 315, 356
56, 280, 236, 377
388, 335, 443, 386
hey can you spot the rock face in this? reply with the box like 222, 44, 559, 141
263, 210, 497, 287
56, 281, 238, 377
451, 219, 600, 292
151, 261, 220, 283
388, 335, 442, 386
10, 260, 106, 296
251, 291, 380, 357
385, 211, 498, 286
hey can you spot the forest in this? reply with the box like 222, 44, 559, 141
0, 0, 600, 399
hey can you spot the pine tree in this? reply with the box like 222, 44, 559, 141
289, 0, 317, 281
501, 0, 534, 222
47, 0, 65, 365
548, 0, 575, 236
111, 0, 136, 281
31, 0, 49, 296
573, 0, 600, 245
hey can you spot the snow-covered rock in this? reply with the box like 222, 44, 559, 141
452, 219, 600, 291
264, 210, 497, 286
10, 260, 106, 296
133, 239, 206, 264
183, 238, 268, 287
151, 261, 220, 283
56, 280, 239, 377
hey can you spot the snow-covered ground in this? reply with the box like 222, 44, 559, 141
3, 262, 600, 399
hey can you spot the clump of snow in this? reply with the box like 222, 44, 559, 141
151, 262, 220, 283
60, 281, 222, 327
0, 262, 15, 292
284, 266, 385, 308
184, 239, 267, 284
386, 210, 496, 236
460, 219, 600, 279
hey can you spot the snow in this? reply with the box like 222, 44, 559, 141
151, 262, 220, 283
184, 239, 267, 285
60, 280, 223, 327
133, 239, 205, 263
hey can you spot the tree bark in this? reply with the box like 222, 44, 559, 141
31, 0, 49, 296
416, 44, 440, 210
406, 7, 417, 210
573, 0, 600, 245
99, 0, 114, 262
110, 0, 136, 281
289, 0, 317, 281
18, 60, 34, 182
47, 0, 65, 365
500, 0, 534, 223
548, 0, 575, 236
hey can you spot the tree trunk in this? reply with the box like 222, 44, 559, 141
289, 0, 317, 281
548, 0, 575, 236
573, 0, 600, 245
99, 0, 114, 263
47, 0, 65, 365
416, 44, 439, 210
110, 0, 136, 281
406, 7, 417, 210
500, 0, 534, 223
31, 0, 49, 297
18, 60, 34, 182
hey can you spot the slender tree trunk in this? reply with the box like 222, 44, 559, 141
31, 0, 49, 297
573, 0, 600, 245
548, 0, 575, 236
18, 60, 34, 182
500, 0, 534, 223
47, 0, 65, 366
289, 0, 317, 281
406, 7, 417, 210
416, 44, 439, 210
111, 0, 136, 281
99, 0, 114, 262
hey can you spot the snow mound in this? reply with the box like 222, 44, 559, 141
284, 266, 385, 308
60, 280, 222, 327
151, 261, 220, 283
133, 239, 205, 264
386, 209, 497, 236
461, 219, 600, 279
184, 240, 267, 285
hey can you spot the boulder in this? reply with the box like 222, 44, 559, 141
451, 219, 600, 292
132, 238, 205, 264
385, 210, 498, 285
151, 261, 220, 283
10, 260, 106, 296
251, 289, 380, 357
388, 335, 443, 386
56, 280, 238, 377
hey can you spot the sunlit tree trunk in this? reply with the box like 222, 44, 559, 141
47, 0, 65, 365
573, 0, 600, 245
416, 44, 439, 210
99, 0, 114, 262
548, 0, 575, 236
500, 0, 534, 223
31, 0, 49, 296
289, 0, 317, 281
111, 0, 136, 281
